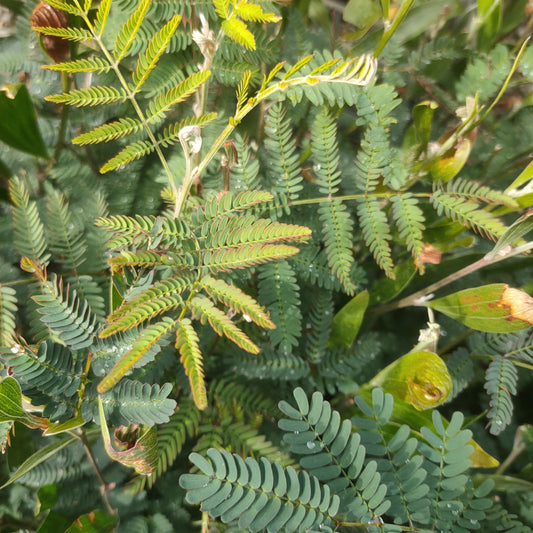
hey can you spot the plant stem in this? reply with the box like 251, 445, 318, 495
173, 55, 377, 217
201, 511, 209, 533
374, 0, 415, 58
371, 241, 533, 316
77, 428, 116, 515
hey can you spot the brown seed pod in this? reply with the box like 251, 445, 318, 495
30, 2, 70, 63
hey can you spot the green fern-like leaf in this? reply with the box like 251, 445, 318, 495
100, 140, 155, 173
179, 448, 339, 532
146, 70, 212, 123
278, 387, 390, 523
9, 177, 50, 265
0, 286, 17, 347
192, 190, 274, 224
352, 389, 430, 526
113, 0, 151, 62
305, 289, 333, 364
20, 261, 97, 351
95, 379, 176, 426
442, 178, 518, 208
31, 26, 93, 42
0, 340, 82, 421
233, 348, 310, 380
263, 103, 303, 203
469, 330, 533, 365
101, 275, 192, 338
200, 276, 274, 329
221, 18, 255, 50
93, 0, 112, 36
95, 214, 191, 250
157, 113, 218, 148
258, 260, 301, 355
357, 196, 395, 278
97, 317, 177, 393
190, 295, 259, 354
231, 133, 261, 191
72, 118, 143, 145
132, 15, 181, 91
419, 411, 477, 531
175, 318, 207, 410
484, 355, 517, 435
203, 243, 302, 272
43, 57, 111, 73
44, 189, 87, 270
311, 108, 356, 294
234, 2, 281, 23
431, 187, 509, 240
446, 348, 475, 400
46, 86, 129, 107
204, 216, 311, 250
390, 193, 425, 259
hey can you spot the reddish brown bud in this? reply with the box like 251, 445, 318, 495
30, 2, 70, 63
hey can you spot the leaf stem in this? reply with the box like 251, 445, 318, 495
81, 13, 179, 203
374, 0, 415, 58
371, 241, 533, 316
77, 428, 116, 515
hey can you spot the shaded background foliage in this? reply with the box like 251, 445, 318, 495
0, 0, 532, 532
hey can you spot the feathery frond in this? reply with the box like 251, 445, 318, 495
113, 0, 151, 62
189, 295, 259, 354
484, 355, 518, 435
46, 86, 129, 107
20, 261, 97, 351
97, 317, 177, 393
180, 448, 339, 532
9, 177, 50, 265
199, 276, 274, 329
258, 260, 301, 355
175, 318, 207, 410
132, 15, 181, 91
0, 286, 17, 346
311, 108, 356, 293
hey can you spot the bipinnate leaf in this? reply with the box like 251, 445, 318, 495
72, 118, 142, 145
23, 265, 97, 351
46, 86, 128, 107
200, 276, 275, 329
180, 448, 339, 532
113, 0, 151, 62
43, 57, 112, 74
98, 397, 158, 475
175, 319, 207, 410
221, 18, 256, 50
97, 317, 176, 393
132, 15, 181, 91
278, 387, 389, 523
190, 296, 259, 353
429, 284, 533, 332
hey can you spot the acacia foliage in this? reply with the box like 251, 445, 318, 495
0, 0, 532, 532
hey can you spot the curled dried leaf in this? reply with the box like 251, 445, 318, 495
497, 286, 533, 325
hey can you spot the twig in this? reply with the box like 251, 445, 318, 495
77, 428, 116, 515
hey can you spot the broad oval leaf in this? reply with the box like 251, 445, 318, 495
429, 284, 533, 332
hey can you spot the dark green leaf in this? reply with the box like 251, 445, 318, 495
0, 84, 49, 159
